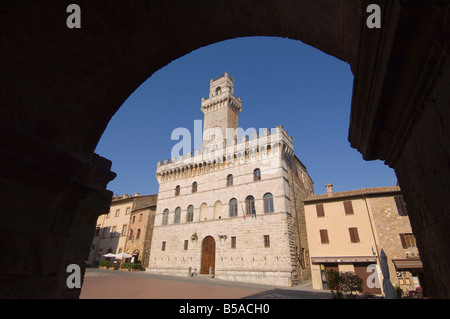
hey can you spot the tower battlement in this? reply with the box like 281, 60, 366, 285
156, 125, 294, 184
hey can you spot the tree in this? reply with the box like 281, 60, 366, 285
327, 270, 363, 298
327, 269, 345, 298
341, 272, 363, 296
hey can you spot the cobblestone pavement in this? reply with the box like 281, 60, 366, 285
80, 268, 331, 299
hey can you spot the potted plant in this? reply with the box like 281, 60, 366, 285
99, 260, 114, 269
394, 285, 403, 299
120, 263, 131, 271
130, 263, 143, 271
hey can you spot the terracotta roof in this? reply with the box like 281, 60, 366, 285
304, 186, 401, 202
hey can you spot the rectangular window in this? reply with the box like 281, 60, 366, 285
349, 227, 360, 243
106, 211, 111, 218
231, 236, 236, 249
111, 226, 116, 237
319, 229, 329, 244
115, 209, 120, 217
264, 235, 270, 248
126, 207, 130, 215
121, 224, 127, 236
400, 233, 416, 248
343, 201, 354, 215
394, 196, 408, 216
95, 226, 101, 237
316, 204, 325, 217
102, 227, 109, 238
162, 241, 166, 251
184, 240, 188, 250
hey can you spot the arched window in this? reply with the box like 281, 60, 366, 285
263, 193, 274, 213
227, 174, 233, 186
192, 182, 198, 193
214, 200, 222, 219
175, 185, 180, 196
187, 205, 194, 222
174, 207, 181, 223
245, 195, 256, 217
136, 228, 141, 240
200, 203, 208, 221
229, 198, 238, 217
253, 168, 261, 181
215, 86, 221, 95
162, 209, 169, 225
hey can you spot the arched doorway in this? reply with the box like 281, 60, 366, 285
201, 236, 216, 275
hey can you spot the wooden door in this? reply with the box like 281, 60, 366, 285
201, 236, 215, 274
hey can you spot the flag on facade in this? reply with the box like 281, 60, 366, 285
240, 202, 245, 220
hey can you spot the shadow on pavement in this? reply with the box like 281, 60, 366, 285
242, 288, 332, 299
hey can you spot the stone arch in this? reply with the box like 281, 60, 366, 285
1, 1, 449, 299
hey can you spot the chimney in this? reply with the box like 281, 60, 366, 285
325, 184, 333, 196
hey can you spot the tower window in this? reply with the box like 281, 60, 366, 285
187, 205, 194, 222
264, 235, 270, 248
245, 195, 256, 217
227, 174, 233, 186
215, 86, 221, 95
174, 207, 181, 224
263, 193, 274, 213
253, 168, 261, 181
229, 198, 238, 217
192, 182, 198, 193
162, 209, 169, 225
175, 185, 180, 196
231, 236, 236, 249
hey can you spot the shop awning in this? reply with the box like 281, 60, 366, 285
311, 256, 377, 263
392, 258, 423, 269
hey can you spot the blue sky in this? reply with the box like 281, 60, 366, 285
95, 36, 397, 196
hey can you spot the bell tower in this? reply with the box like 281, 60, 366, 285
201, 72, 242, 152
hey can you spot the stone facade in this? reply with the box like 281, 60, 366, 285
369, 196, 422, 294
146, 73, 314, 287
304, 185, 424, 296
88, 193, 157, 265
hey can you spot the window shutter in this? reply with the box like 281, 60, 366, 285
349, 227, 360, 243
344, 201, 354, 215
399, 233, 408, 248
395, 196, 408, 216
320, 229, 329, 244
316, 204, 325, 217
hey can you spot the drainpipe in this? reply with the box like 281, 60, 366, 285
362, 195, 379, 257
362, 195, 384, 292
